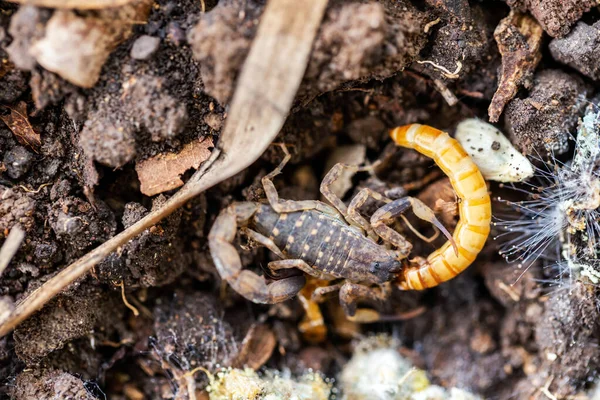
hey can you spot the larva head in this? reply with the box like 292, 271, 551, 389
455, 118, 534, 183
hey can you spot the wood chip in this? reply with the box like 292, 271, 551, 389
6, 0, 136, 9
488, 11, 543, 123
136, 137, 214, 196
0, 102, 41, 152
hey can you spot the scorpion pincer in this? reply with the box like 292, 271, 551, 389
208, 135, 473, 320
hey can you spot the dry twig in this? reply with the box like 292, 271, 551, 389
6, 0, 137, 9
0, 226, 25, 277
0, 0, 328, 337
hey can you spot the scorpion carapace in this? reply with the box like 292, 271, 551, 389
390, 124, 492, 290
208, 144, 454, 322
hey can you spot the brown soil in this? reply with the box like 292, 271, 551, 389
1, 0, 600, 399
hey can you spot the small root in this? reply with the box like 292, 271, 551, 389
497, 281, 520, 302
417, 60, 463, 79
423, 18, 441, 33
432, 79, 459, 106
17, 182, 51, 193
115, 280, 140, 316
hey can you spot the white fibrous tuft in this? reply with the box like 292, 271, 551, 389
455, 118, 534, 183
494, 105, 600, 284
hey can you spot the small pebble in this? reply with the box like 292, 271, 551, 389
130, 35, 160, 60
4, 146, 34, 179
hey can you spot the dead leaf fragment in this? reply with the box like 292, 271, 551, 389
488, 11, 543, 122
7, 0, 136, 9
0, 60, 13, 80
0, 102, 41, 152
233, 324, 277, 370
135, 137, 214, 196
30, 0, 152, 88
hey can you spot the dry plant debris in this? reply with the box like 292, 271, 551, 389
135, 137, 214, 196
6, 0, 137, 9
0, 101, 41, 152
0, 225, 25, 277
29, 0, 152, 87
488, 11, 543, 123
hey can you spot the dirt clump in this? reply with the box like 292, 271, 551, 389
550, 21, 600, 81
506, 0, 598, 37
13, 282, 125, 366
535, 283, 600, 396
48, 196, 116, 261
11, 368, 97, 400
97, 196, 186, 287
189, 0, 428, 107
504, 69, 588, 155
0, 186, 35, 239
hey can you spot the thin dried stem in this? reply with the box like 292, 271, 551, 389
0, 226, 25, 277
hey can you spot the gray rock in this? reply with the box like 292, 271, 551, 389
130, 35, 160, 60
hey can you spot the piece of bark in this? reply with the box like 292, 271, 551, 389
135, 137, 214, 196
488, 11, 543, 122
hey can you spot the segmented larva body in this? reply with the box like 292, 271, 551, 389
390, 124, 492, 290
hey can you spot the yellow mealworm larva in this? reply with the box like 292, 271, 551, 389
390, 124, 492, 290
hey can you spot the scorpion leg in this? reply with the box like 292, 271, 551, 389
262, 145, 341, 218
312, 282, 384, 323
347, 188, 393, 240
371, 196, 458, 257
240, 228, 285, 259
268, 259, 321, 278
311, 282, 344, 303
339, 282, 390, 322
321, 163, 378, 236
209, 203, 305, 304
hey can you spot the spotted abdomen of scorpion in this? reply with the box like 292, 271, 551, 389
253, 205, 402, 285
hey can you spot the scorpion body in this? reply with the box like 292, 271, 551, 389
209, 124, 492, 323
252, 205, 402, 285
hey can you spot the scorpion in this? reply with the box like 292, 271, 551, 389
209, 124, 492, 321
